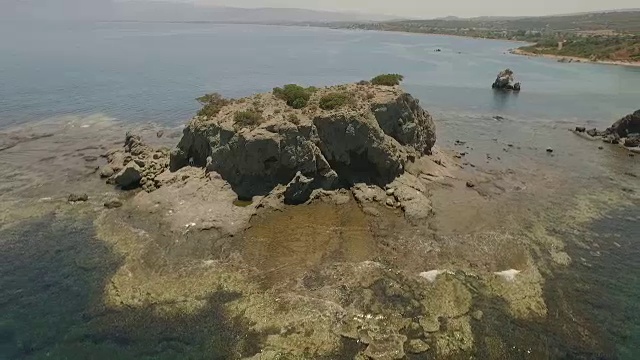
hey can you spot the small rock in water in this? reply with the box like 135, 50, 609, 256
156, 130, 164, 138
574, 126, 586, 133
406, 339, 430, 354
99, 166, 115, 178
493, 115, 505, 121
546, 147, 554, 153
466, 181, 476, 188
104, 199, 123, 209
471, 310, 484, 321
598, 146, 604, 150
68, 193, 88, 202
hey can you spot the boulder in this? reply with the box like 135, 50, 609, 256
284, 172, 315, 205
68, 193, 88, 202
99, 166, 115, 178
102, 134, 170, 192
602, 134, 619, 145
491, 69, 521, 91
114, 163, 143, 189
170, 83, 436, 199
607, 110, 640, 138
586, 128, 601, 137
624, 134, 640, 148
124, 132, 150, 156
104, 199, 123, 209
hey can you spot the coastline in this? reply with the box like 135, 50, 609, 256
312, 24, 640, 69
322, 25, 532, 44
510, 48, 640, 68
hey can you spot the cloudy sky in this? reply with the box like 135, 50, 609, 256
194, 0, 639, 17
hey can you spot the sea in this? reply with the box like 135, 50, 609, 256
0, 21, 639, 359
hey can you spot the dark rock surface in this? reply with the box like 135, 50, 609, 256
103, 133, 170, 192
492, 69, 521, 91
104, 199, 123, 209
170, 83, 437, 200
68, 193, 88, 202
574, 110, 640, 150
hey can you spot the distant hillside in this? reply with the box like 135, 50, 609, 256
330, 10, 640, 63
339, 10, 640, 35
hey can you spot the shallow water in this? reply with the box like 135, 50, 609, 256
243, 200, 376, 286
1, 21, 639, 359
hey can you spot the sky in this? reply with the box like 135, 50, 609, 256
195, 0, 640, 18
2, 0, 639, 20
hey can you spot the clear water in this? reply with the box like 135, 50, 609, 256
1, 21, 639, 128
1, 21, 639, 359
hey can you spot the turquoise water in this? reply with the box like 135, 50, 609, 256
1, 21, 640, 359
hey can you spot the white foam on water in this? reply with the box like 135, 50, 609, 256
494, 269, 521, 282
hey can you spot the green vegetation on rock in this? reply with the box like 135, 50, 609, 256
196, 93, 232, 117
319, 92, 355, 110
286, 113, 300, 125
371, 74, 404, 86
234, 110, 263, 128
272, 84, 316, 109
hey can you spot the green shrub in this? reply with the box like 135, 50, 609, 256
319, 92, 355, 110
234, 110, 263, 128
272, 84, 314, 109
286, 113, 300, 125
196, 93, 231, 117
370, 74, 404, 86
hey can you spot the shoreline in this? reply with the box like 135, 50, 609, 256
321, 25, 532, 44
309, 24, 640, 69
510, 48, 640, 68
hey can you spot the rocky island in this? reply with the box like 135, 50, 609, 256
78, 75, 575, 359
491, 69, 521, 91
2, 75, 627, 360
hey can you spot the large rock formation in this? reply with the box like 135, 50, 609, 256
169, 83, 436, 201
492, 69, 521, 91
574, 109, 640, 149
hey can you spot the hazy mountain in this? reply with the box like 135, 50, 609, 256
0, 0, 395, 22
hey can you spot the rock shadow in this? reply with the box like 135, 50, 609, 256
0, 215, 263, 359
